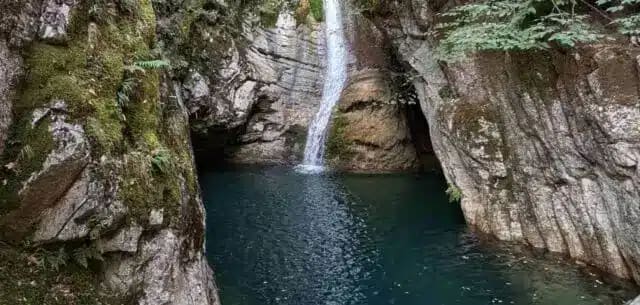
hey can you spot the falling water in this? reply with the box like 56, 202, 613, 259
297, 0, 348, 173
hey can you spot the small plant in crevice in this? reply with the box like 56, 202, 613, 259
353, 0, 383, 14
150, 149, 172, 175
116, 59, 171, 116
117, 0, 139, 16
17, 144, 34, 165
446, 184, 462, 203
32, 245, 103, 272
133, 59, 171, 70
71, 245, 104, 269
596, 0, 640, 35
116, 77, 137, 112
42, 248, 69, 272
89, 0, 142, 22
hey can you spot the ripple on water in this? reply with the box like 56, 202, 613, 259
201, 167, 638, 305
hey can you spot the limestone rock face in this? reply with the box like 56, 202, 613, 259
328, 69, 419, 171
385, 0, 640, 284
182, 11, 324, 164
0, 1, 219, 304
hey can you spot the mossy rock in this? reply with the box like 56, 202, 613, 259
325, 113, 355, 163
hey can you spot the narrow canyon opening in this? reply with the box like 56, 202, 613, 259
186, 2, 638, 304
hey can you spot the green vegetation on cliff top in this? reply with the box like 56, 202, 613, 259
436, 0, 640, 61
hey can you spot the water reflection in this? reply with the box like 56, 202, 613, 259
201, 167, 637, 305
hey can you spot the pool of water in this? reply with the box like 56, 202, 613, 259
200, 166, 637, 305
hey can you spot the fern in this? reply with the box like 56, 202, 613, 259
434, 0, 638, 61
116, 77, 137, 112
72, 245, 103, 269
134, 59, 171, 70
598, 0, 640, 35
17, 144, 34, 163
44, 248, 68, 272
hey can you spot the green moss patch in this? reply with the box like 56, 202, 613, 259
325, 113, 354, 161
309, 0, 323, 21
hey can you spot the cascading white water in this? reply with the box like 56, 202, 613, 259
297, 0, 348, 173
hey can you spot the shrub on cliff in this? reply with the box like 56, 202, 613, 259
436, 0, 640, 61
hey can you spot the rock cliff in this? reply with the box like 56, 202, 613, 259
179, 4, 325, 165
374, 0, 640, 284
324, 10, 421, 172
183, 2, 426, 171
0, 0, 218, 304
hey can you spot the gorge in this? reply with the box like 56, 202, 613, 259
0, 0, 639, 304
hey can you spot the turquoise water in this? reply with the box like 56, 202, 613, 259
200, 167, 636, 305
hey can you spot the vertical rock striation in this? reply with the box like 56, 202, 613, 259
380, 0, 640, 284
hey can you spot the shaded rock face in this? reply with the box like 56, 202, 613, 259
327, 69, 419, 171
183, 11, 324, 164
381, 0, 640, 284
0, 1, 219, 304
324, 10, 420, 172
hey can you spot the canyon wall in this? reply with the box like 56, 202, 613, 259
188, 2, 425, 171
324, 10, 421, 172
0, 1, 218, 304
374, 0, 640, 284
180, 6, 325, 165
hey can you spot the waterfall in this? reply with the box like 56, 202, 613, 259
297, 0, 348, 173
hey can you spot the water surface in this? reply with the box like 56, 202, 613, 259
201, 167, 636, 305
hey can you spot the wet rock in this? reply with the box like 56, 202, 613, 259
0, 40, 21, 156
324, 10, 420, 172
104, 229, 218, 305
149, 208, 164, 227
1, 2, 220, 304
